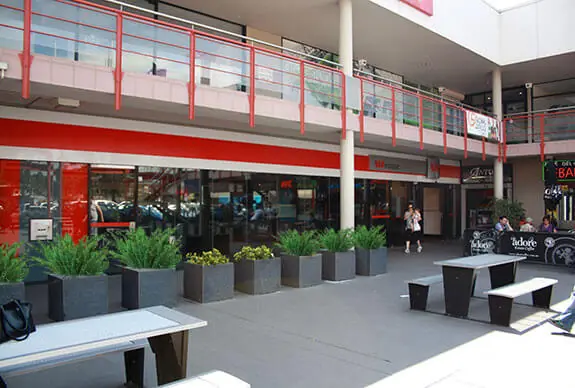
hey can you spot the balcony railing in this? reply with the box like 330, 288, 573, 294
0, 0, 499, 158
504, 107, 575, 161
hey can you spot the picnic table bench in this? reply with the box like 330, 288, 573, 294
434, 254, 527, 317
406, 274, 443, 311
0, 306, 206, 387
485, 277, 558, 326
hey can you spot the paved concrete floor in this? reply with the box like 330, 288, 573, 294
6, 242, 575, 388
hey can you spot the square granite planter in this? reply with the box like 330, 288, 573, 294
281, 254, 322, 288
0, 282, 26, 305
356, 247, 387, 276
48, 274, 108, 321
122, 267, 178, 310
235, 258, 281, 295
322, 251, 356, 281
184, 262, 234, 303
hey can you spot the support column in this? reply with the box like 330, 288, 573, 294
492, 68, 504, 200
526, 83, 533, 143
339, 0, 354, 229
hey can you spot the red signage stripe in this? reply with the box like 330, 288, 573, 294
0, 119, 460, 178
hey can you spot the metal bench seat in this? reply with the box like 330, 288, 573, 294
406, 274, 443, 311
485, 277, 558, 326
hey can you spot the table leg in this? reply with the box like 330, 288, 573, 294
124, 348, 145, 387
489, 262, 517, 289
148, 330, 189, 385
442, 266, 476, 318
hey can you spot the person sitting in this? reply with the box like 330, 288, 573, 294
538, 215, 557, 233
495, 216, 513, 233
520, 217, 537, 232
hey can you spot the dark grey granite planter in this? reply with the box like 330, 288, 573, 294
183, 262, 234, 303
322, 250, 356, 281
281, 254, 322, 288
122, 267, 178, 310
234, 258, 281, 295
356, 247, 387, 276
48, 274, 108, 321
0, 282, 25, 305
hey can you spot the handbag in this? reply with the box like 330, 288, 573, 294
0, 299, 36, 344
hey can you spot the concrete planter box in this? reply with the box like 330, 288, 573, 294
356, 247, 387, 276
281, 254, 322, 288
122, 267, 178, 310
48, 274, 108, 321
322, 251, 356, 281
183, 262, 234, 303
0, 282, 25, 305
234, 258, 281, 295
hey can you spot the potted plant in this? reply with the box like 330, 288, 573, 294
233, 245, 280, 295
319, 229, 355, 281
353, 226, 387, 276
184, 249, 233, 303
276, 230, 322, 288
113, 228, 181, 310
0, 242, 29, 305
34, 235, 108, 321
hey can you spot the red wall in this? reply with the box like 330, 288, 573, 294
0, 160, 21, 244
61, 163, 89, 242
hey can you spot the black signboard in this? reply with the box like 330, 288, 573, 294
544, 160, 575, 183
464, 229, 575, 267
461, 164, 513, 184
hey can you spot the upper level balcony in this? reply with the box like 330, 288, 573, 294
0, 0, 572, 161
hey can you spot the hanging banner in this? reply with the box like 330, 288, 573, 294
465, 111, 502, 142
400, 0, 434, 16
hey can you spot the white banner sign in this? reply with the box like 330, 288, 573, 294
466, 111, 502, 142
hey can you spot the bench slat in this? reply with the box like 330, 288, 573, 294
2, 339, 148, 377
407, 274, 443, 286
485, 277, 558, 299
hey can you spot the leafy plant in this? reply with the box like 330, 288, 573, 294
187, 249, 229, 266
112, 228, 181, 269
233, 245, 273, 262
34, 234, 108, 276
0, 242, 29, 283
320, 229, 354, 253
275, 230, 320, 256
490, 198, 525, 230
353, 226, 387, 250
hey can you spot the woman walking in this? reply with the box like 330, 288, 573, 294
404, 204, 423, 254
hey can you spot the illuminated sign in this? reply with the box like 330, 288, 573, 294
543, 160, 575, 182
400, 0, 433, 16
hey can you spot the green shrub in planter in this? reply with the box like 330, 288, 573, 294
34, 235, 109, 321
112, 228, 181, 309
112, 228, 181, 269
276, 230, 320, 256
319, 229, 355, 281
233, 245, 280, 295
353, 226, 388, 276
184, 249, 234, 303
0, 242, 28, 305
276, 230, 322, 288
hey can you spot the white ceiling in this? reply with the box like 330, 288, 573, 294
482, 0, 538, 12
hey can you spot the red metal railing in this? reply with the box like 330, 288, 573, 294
503, 108, 575, 161
0, 0, 503, 156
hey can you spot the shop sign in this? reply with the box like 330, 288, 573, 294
369, 156, 426, 175
400, 0, 433, 16
426, 158, 440, 180
544, 185, 563, 202
543, 160, 575, 182
461, 164, 512, 184
465, 111, 502, 142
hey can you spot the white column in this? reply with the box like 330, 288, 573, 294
339, 0, 355, 229
526, 84, 533, 143
492, 68, 504, 200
